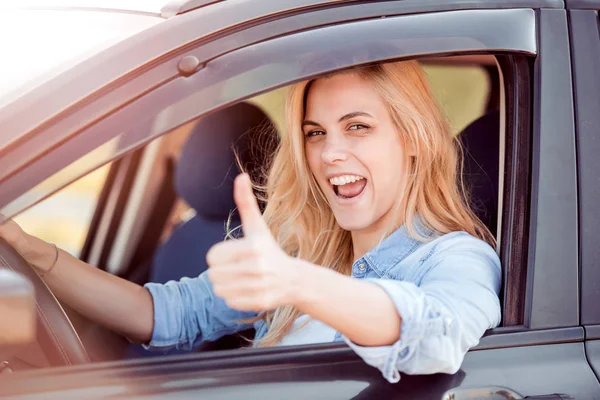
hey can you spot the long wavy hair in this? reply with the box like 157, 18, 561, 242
238, 60, 494, 347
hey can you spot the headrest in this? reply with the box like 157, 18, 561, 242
175, 102, 276, 219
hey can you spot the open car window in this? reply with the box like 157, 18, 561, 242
11, 55, 495, 269
13, 163, 111, 258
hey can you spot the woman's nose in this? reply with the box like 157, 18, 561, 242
320, 137, 349, 164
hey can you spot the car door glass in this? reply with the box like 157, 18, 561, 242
12, 157, 113, 258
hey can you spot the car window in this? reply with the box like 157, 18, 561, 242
114, 55, 502, 359
12, 157, 112, 258
6, 56, 495, 266
4, 56, 496, 265
165, 57, 497, 241
1, 60, 490, 226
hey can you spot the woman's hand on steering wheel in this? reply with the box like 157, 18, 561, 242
0, 215, 55, 274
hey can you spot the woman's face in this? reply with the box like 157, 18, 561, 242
303, 72, 408, 233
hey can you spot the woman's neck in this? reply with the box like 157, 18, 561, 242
350, 214, 403, 262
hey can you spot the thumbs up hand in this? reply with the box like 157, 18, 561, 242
206, 173, 301, 312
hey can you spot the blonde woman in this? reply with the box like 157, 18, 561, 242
0, 60, 501, 383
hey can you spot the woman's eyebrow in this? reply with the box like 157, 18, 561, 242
302, 112, 373, 128
338, 111, 373, 122
302, 120, 321, 128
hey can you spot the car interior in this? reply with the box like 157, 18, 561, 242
7, 54, 504, 368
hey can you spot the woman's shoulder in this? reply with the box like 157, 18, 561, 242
395, 231, 501, 287
431, 230, 496, 252
409, 230, 500, 269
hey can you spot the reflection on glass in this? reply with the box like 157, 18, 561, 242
5, 140, 119, 256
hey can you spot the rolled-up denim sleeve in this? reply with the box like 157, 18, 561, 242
143, 271, 257, 351
344, 235, 501, 383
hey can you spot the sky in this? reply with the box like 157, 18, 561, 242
0, 4, 163, 106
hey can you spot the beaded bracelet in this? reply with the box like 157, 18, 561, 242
39, 243, 58, 278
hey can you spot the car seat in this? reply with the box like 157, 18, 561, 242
125, 102, 276, 358
459, 110, 501, 237
151, 102, 276, 283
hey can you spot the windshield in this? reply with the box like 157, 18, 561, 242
0, 6, 163, 108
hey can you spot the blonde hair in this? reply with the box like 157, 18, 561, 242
239, 60, 494, 347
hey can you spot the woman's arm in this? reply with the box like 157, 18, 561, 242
144, 272, 258, 351
297, 234, 501, 384
207, 175, 401, 346
208, 175, 501, 382
292, 261, 401, 347
0, 218, 153, 343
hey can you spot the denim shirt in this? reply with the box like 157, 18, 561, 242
144, 225, 502, 383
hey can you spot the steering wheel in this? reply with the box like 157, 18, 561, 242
0, 239, 90, 367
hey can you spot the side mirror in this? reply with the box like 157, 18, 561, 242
0, 270, 35, 345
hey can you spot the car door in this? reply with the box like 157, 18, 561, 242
567, 0, 600, 387
1, 1, 599, 399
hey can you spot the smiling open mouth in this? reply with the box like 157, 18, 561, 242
329, 175, 367, 199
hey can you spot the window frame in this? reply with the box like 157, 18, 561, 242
566, 0, 600, 9
495, 54, 531, 327
523, 8, 578, 331
569, 8, 600, 333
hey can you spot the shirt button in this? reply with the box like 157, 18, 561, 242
358, 263, 366, 272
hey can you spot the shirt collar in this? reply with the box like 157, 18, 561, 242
357, 217, 435, 277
